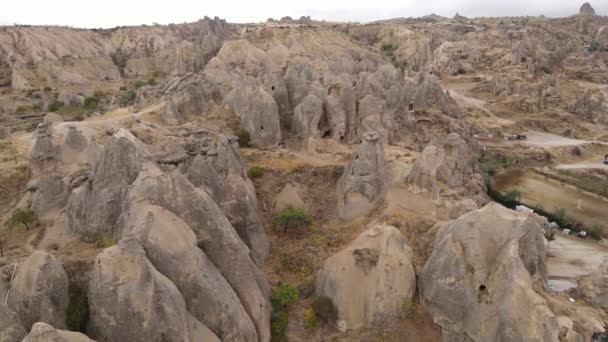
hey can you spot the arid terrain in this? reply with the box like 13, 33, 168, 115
1, 3, 608, 342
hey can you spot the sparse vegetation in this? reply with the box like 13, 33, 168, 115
83, 97, 98, 110
48, 101, 64, 112
479, 156, 511, 176
544, 229, 556, 250
248, 166, 265, 178
270, 311, 288, 342
303, 308, 317, 329
8, 209, 37, 230
117, 90, 137, 107
133, 80, 146, 89
271, 283, 299, 310
15, 106, 27, 113
236, 128, 251, 147
504, 189, 522, 203
147, 78, 157, 86
43, 86, 52, 92
401, 298, 420, 320
80, 232, 117, 248
66, 284, 89, 332
332, 165, 345, 180
272, 206, 313, 234
31, 103, 41, 111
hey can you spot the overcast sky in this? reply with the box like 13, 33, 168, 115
1, 0, 606, 28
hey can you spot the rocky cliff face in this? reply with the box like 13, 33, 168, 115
0, 17, 235, 90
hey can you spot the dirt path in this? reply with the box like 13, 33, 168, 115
547, 234, 608, 280
443, 83, 515, 126
556, 162, 608, 170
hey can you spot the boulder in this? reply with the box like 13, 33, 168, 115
43, 113, 64, 124
118, 204, 259, 342
29, 123, 61, 173
292, 94, 324, 139
420, 203, 568, 341
316, 225, 416, 331
123, 163, 271, 341
66, 129, 149, 236
31, 174, 68, 218
0, 308, 27, 342
578, 261, 608, 311
405, 145, 445, 199
273, 183, 307, 213
21, 322, 95, 342
6, 251, 69, 330
336, 131, 388, 220
88, 239, 220, 342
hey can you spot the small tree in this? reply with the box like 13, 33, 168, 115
505, 189, 522, 203
272, 207, 313, 234
544, 230, 556, 251
236, 128, 251, 147
271, 284, 299, 310
248, 166, 265, 178
8, 209, 37, 230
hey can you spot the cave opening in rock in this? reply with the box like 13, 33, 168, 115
260, 125, 264, 130
271, 85, 275, 91
479, 285, 486, 291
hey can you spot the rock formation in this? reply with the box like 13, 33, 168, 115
420, 203, 583, 341
407, 133, 486, 204
21, 322, 95, 342
89, 239, 220, 342
272, 183, 308, 213
316, 225, 416, 332
568, 90, 608, 123
336, 131, 388, 220
578, 261, 608, 311
0, 308, 27, 342
414, 76, 462, 118
6, 251, 69, 330
580, 2, 596, 16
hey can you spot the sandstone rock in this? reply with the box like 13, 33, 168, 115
118, 204, 258, 342
225, 82, 281, 149
595, 26, 608, 51
43, 113, 64, 124
568, 90, 608, 123
6, 251, 69, 330
124, 164, 271, 341
316, 225, 416, 331
580, 2, 596, 15
406, 133, 486, 204
337, 131, 388, 220
21, 322, 95, 342
273, 183, 307, 213
88, 239, 220, 342
29, 123, 61, 173
414, 76, 462, 118
420, 203, 565, 341
292, 94, 324, 139
161, 75, 212, 125
31, 174, 68, 218
0, 308, 27, 342
186, 135, 269, 263
66, 129, 149, 236
578, 261, 608, 311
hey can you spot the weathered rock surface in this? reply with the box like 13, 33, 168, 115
29, 123, 61, 173
414, 76, 462, 118
580, 2, 596, 16
316, 225, 416, 331
568, 90, 608, 123
124, 163, 271, 341
337, 131, 388, 220
407, 133, 486, 204
117, 203, 259, 342
273, 183, 307, 213
43, 113, 63, 124
31, 174, 68, 218
6, 251, 69, 330
0, 308, 27, 342
66, 129, 149, 236
420, 203, 578, 342
0, 127, 11, 139
578, 261, 608, 311
21, 322, 95, 342
88, 239, 220, 342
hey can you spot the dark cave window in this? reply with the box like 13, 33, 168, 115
260, 126, 264, 130
479, 285, 486, 292
271, 85, 275, 91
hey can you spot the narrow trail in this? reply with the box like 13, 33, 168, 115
443, 83, 515, 126
556, 162, 608, 170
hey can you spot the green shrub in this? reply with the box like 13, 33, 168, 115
83, 97, 98, 110
15, 106, 27, 114
401, 298, 419, 320
66, 284, 89, 332
272, 207, 313, 234
236, 128, 251, 147
332, 165, 345, 180
117, 90, 137, 107
119, 85, 128, 91
248, 166, 265, 178
271, 284, 299, 310
8, 209, 37, 230
43, 86, 53, 92
147, 78, 157, 86
589, 225, 603, 240
133, 80, 146, 88
270, 311, 288, 342
303, 308, 317, 330
504, 189, 522, 202
31, 103, 41, 111
589, 41, 600, 53
312, 296, 338, 325
93, 89, 106, 98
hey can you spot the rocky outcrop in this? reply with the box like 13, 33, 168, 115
420, 203, 580, 342
578, 261, 608, 311
292, 94, 324, 139
160, 74, 213, 125
21, 322, 95, 342
123, 164, 271, 341
272, 183, 307, 213
31, 174, 68, 218
0, 127, 11, 140
29, 122, 61, 174
568, 90, 608, 123
414, 76, 462, 118
316, 225, 416, 332
580, 2, 596, 16
406, 133, 486, 204
66, 129, 149, 236
117, 204, 258, 342
88, 239, 220, 342
43, 113, 63, 124
6, 251, 69, 330
336, 132, 388, 220
0, 308, 27, 342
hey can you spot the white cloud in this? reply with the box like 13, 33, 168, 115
1, 0, 605, 28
